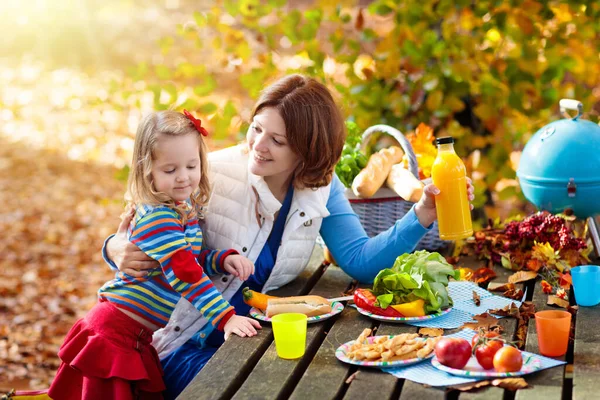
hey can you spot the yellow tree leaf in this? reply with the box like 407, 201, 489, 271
508, 271, 538, 284
425, 90, 443, 111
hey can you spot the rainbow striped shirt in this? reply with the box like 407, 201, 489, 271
98, 204, 236, 330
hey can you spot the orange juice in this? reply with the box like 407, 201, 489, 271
431, 137, 473, 240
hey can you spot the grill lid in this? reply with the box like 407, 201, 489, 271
517, 99, 600, 185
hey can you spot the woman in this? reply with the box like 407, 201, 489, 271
104, 74, 474, 398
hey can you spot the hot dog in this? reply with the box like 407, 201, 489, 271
265, 295, 332, 317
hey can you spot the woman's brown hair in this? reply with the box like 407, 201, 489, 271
126, 110, 210, 220
252, 74, 346, 189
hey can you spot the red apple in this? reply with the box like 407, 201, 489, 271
434, 338, 472, 369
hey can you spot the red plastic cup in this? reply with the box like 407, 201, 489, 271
535, 310, 571, 357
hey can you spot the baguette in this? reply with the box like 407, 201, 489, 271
265, 295, 332, 317
352, 146, 404, 198
386, 164, 425, 202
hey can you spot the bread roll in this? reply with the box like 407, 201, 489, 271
265, 295, 332, 317
351, 146, 404, 198
386, 164, 425, 203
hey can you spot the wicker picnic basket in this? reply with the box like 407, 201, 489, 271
345, 124, 449, 251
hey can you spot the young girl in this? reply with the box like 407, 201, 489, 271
48, 110, 261, 400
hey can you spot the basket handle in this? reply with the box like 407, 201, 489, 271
360, 124, 419, 179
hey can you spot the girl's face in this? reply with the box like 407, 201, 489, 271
247, 107, 301, 183
151, 133, 201, 202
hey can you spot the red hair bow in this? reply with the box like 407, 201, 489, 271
183, 110, 208, 137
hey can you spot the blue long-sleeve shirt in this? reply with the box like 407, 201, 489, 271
320, 174, 430, 283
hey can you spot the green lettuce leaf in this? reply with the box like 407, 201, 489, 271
372, 250, 459, 314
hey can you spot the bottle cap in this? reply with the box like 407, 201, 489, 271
436, 136, 454, 145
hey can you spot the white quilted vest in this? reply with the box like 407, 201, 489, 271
202, 145, 331, 294
152, 145, 331, 356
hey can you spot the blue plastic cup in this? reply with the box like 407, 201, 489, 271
571, 265, 600, 307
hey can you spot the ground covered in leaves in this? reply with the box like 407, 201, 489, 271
0, 138, 125, 391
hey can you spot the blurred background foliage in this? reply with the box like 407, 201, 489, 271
121, 0, 600, 223
2, 0, 600, 222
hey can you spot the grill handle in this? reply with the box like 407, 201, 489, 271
559, 99, 583, 120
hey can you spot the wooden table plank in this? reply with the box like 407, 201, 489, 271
515, 280, 565, 400
235, 264, 354, 400
288, 307, 374, 400
573, 305, 600, 400
178, 245, 326, 400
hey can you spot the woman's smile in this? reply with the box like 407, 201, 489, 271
253, 153, 272, 163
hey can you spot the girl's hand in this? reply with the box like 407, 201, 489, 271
414, 177, 475, 228
106, 207, 158, 277
224, 315, 262, 340
223, 255, 255, 281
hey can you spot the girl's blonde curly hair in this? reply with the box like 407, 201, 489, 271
125, 110, 210, 221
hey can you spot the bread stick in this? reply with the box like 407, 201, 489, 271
386, 164, 425, 202
352, 146, 404, 198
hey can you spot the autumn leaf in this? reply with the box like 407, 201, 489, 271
547, 295, 569, 308
488, 282, 515, 292
490, 302, 521, 318
492, 377, 529, 390
419, 328, 444, 337
508, 271, 538, 284
462, 313, 503, 332
345, 371, 359, 384
526, 258, 543, 272
354, 8, 364, 30
541, 280, 553, 294
473, 290, 481, 306
558, 272, 572, 289
502, 289, 525, 301
532, 241, 561, 265
473, 267, 497, 284
451, 380, 492, 391
520, 302, 536, 320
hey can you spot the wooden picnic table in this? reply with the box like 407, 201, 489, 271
179, 243, 599, 400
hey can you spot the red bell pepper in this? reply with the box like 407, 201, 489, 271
353, 288, 404, 317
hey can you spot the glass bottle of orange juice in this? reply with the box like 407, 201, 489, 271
431, 137, 473, 240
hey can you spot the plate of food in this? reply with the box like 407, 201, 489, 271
355, 302, 453, 322
431, 336, 542, 378
245, 289, 344, 323
352, 250, 460, 323
335, 328, 441, 368
431, 353, 541, 378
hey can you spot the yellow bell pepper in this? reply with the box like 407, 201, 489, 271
391, 299, 426, 317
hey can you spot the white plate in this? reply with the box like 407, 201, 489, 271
431, 352, 542, 377
335, 335, 434, 368
249, 301, 344, 324
355, 305, 453, 322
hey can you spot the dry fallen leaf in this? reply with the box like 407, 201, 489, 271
461, 313, 504, 332
503, 289, 525, 301
450, 380, 492, 391
490, 302, 520, 318
488, 282, 516, 292
492, 377, 529, 390
508, 271, 538, 284
345, 371, 358, 384
516, 302, 536, 347
419, 328, 444, 337
473, 290, 481, 306
547, 295, 569, 308
473, 267, 497, 284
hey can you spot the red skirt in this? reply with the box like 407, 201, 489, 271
48, 301, 165, 400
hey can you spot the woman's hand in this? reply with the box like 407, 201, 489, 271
106, 207, 158, 277
223, 255, 255, 281
414, 178, 475, 228
224, 315, 262, 340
